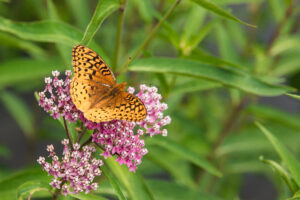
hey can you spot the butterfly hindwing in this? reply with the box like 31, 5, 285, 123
84, 92, 147, 122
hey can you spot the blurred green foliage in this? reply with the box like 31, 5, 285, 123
0, 0, 300, 199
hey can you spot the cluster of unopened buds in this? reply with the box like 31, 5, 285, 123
38, 70, 171, 194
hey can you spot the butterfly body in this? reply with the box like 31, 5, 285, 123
70, 45, 147, 122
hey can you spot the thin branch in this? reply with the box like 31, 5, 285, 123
112, 0, 127, 71
76, 126, 87, 143
94, 142, 105, 151
63, 117, 73, 149
118, 0, 181, 74
81, 136, 93, 147
266, 0, 296, 54
209, 97, 247, 159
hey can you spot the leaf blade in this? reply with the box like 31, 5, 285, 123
129, 57, 291, 96
256, 122, 300, 186
146, 136, 222, 177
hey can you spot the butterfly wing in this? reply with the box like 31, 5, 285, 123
71, 44, 147, 123
84, 91, 147, 122
70, 77, 111, 113
72, 45, 116, 86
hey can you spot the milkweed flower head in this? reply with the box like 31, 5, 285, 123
37, 139, 102, 195
38, 70, 171, 190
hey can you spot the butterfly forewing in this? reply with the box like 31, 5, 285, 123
72, 45, 116, 86
70, 45, 147, 122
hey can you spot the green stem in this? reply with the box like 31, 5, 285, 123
76, 126, 87, 143
112, 0, 127, 71
63, 117, 73, 150
118, 0, 181, 74
266, 0, 296, 54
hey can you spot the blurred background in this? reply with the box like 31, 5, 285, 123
1, 0, 300, 200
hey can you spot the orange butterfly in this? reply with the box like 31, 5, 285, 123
70, 45, 147, 122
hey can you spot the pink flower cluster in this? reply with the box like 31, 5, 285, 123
38, 70, 80, 122
37, 139, 102, 195
38, 70, 171, 175
92, 120, 148, 172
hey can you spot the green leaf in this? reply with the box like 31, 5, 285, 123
289, 190, 300, 200
146, 147, 196, 188
0, 17, 109, 61
0, 16, 81, 45
187, 48, 246, 70
81, 0, 120, 46
105, 157, 155, 200
287, 93, 300, 101
128, 57, 291, 96
181, 5, 206, 45
146, 136, 222, 177
0, 58, 63, 88
147, 180, 222, 200
65, 0, 91, 29
17, 180, 51, 200
190, 0, 255, 27
102, 165, 127, 200
69, 193, 107, 200
172, 79, 221, 95
268, 0, 285, 22
255, 122, 300, 186
0, 91, 34, 137
259, 156, 299, 193
132, 0, 155, 23
247, 105, 300, 131
0, 32, 46, 58
0, 169, 51, 200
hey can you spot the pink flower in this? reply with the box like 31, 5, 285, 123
38, 140, 103, 195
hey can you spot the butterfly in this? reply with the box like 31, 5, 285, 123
70, 45, 147, 122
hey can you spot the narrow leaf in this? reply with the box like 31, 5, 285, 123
81, 0, 120, 45
191, 0, 255, 27
0, 32, 45, 58
256, 122, 300, 186
69, 193, 107, 200
146, 136, 222, 177
65, 0, 91, 29
0, 58, 62, 88
102, 165, 127, 200
147, 180, 222, 200
260, 156, 299, 193
17, 181, 51, 200
287, 93, 300, 101
0, 17, 109, 61
0, 169, 51, 200
129, 57, 291, 96
105, 157, 154, 200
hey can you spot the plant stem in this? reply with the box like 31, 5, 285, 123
118, 0, 181, 74
94, 142, 105, 151
201, 96, 247, 191
112, 0, 127, 71
63, 117, 73, 149
266, 0, 296, 54
209, 96, 247, 159
76, 126, 87, 143
81, 136, 93, 147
